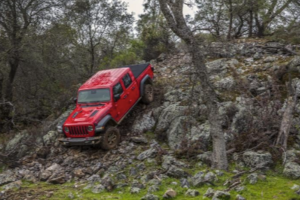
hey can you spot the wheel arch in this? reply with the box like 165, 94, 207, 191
140, 75, 153, 96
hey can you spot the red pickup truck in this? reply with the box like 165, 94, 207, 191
57, 63, 154, 149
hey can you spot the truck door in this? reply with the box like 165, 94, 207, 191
112, 82, 127, 122
122, 72, 139, 108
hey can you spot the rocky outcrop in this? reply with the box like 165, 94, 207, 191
242, 151, 273, 168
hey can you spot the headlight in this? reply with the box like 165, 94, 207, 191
64, 127, 69, 133
87, 125, 94, 132
57, 125, 63, 133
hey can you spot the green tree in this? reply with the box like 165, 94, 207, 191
66, 0, 133, 75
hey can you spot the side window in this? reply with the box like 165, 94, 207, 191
113, 82, 123, 95
122, 73, 132, 88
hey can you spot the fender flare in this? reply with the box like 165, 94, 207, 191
96, 115, 116, 128
140, 75, 153, 96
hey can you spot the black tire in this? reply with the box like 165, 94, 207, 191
101, 127, 120, 150
141, 84, 154, 104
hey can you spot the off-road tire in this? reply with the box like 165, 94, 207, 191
141, 84, 153, 104
101, 127, 120, 150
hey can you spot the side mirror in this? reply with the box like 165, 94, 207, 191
114, 94, 120, 102
73, 98, 77, 104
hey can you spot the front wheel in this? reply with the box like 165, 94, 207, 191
101, 127, 120, 150
141, 84, 154, 104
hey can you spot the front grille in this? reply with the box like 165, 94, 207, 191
69, 126, 89, 136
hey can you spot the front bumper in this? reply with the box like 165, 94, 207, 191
58, 136, 102, 146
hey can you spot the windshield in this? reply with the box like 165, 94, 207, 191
78, 89, 110, 103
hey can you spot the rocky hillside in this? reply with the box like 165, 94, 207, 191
1, 40, 300, 200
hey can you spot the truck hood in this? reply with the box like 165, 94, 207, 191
65, 103, 112, 125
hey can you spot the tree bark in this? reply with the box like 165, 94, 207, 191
276, 96, 296, 149
158, 0, 228, 170
227, 0, 233, 40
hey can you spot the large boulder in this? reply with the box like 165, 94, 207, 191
166, 116, 196, 149
283, 162, 300, 179
192, 171, 217, 187
242, 151, 273, 168
5, 131, 30, 158
132, 111, 156, 134
0, 170, 17, 186
166, 166, 190, 178
155, 104, 189, 133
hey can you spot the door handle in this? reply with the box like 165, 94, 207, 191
123, 94, 128, 99
132, 86, 136, 90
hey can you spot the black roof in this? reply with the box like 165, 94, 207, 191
119, 63, 150, 78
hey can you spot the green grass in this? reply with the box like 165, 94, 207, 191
15, 169, 300, 200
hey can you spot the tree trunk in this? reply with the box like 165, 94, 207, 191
256, 25, 265, 38
5, 56, 19, 102
227, 0, 233, 40
248, 10, 253, 38
276, 96, 296, 149
0, 71, 3, 102
158, 0, 228, 170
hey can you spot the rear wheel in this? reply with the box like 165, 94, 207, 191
101, 127, 120, 150
142, 84, 154, 104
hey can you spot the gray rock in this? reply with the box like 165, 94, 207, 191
2, 180, 22, 191
163, 188, 177, 198
247, 173, 258, 184
192, 171, 217, 187
141, 194, 159, 200
155, 104, 189, 133
180, 178, 189, 188
162, 155, 187, 170
253, 52, 262, 60
131, 180, 145, 189
192, 172, 204, 187
185, 189, 200, 197
264, 56, 276, 63
91, 184, 105, 193
206, 59, 228, 75
116, 173, 127, 180
242, 151, 273, 168
148, 179, 161, 186
188, 121, 211, 145
5, 131, 29, 152
235, 186, 246, 192
131, 136, 148, 144
137, 148, 157, 161
204, 187, 215, 197
215, 76, 236, 91
197, 151, 212, 165
40, 163, 62, 181
148, 185, 160, 193
132, 111, 156, 134
212, 191, 231, 200
291, 184, 300, 191
130, 187, 141, 194
0, 171, 17, 186
236, 194, 246, 200
166, 116, 196, 149
166, 166, 189, 178
130, 167, 138, 176
285, 149, 300, 163
283, 162, 300, 179
87, 174, 101, 184
43, 131, 59, 145
68, 192, 74, 199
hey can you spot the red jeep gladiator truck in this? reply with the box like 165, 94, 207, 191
57, 63, 154, 149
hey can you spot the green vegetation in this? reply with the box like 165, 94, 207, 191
15, 170, 299, 200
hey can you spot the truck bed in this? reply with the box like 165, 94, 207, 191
119, 63, 150, 79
